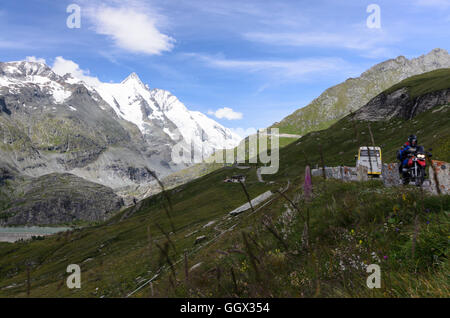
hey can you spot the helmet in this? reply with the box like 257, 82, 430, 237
408, 134, 418, 147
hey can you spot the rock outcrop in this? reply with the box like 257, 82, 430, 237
0, 173, 124, 225
427, 160, 450, 195
354, 88, 449, 121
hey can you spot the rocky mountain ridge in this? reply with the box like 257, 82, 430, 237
272, 48, 450, 134
354, 68, 450, 121
0, 60, 241, 195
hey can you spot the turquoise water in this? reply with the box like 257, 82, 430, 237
0, 226, 70, 234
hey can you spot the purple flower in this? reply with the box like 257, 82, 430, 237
304, 165, 312, 202
383, 255, 388, 260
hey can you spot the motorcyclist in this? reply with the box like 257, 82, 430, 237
397, 135, 418, 175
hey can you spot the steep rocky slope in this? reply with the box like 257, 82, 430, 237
0, 61, 240, 193
0, 60, 241, 225
0, 173, 123, 225
354, 68, 450, 121
272, 48, 450, 134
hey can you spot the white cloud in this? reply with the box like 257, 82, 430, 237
189, 53, 350, 78
26, 56, 46, 64
52, 56, 101, 87
243, 30, 395, 53
87, 5, 175, 55
208, 107, 243, 120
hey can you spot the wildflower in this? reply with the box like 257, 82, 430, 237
304, 166, 312, 202
383, 255, 388, 260
289, 271, 301, 287
350, 229, 355, 235
240, 260, 249, 273
402, 194, 406, 201
371, 252, 380, 262
359, 240, 362, 245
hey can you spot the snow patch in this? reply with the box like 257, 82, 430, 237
0, 61, 242, 158
0, 62, 72, 104
95, 74, 242, 156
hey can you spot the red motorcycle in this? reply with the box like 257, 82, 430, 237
402, 146, 432, 186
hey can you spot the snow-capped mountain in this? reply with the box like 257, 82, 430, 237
0, 61, 72, 104
0, 60, 241, 198
94, 72, 240, 158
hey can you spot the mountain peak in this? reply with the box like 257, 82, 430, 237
1, 60, 53, 77
0, 60, 63, 86
121, 72, 145, 86
412, 48, 450, 62
273, 49, 450, 135
429, 48, 448, 55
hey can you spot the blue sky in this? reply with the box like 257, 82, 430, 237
1, 0, 449, 134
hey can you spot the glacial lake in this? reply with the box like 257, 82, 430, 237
0, 226, 71, 243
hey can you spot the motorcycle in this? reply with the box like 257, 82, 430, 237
401, 146, 432, 186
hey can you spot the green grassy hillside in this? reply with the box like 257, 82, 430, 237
148, 179, 449, 297
0, 101, 448, 297
385, 68, 450, 99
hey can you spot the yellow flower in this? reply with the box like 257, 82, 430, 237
350, 229, 355, 235
359, 240, 363, 245
402, 194, 406, 201
240, 260, 249, 273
